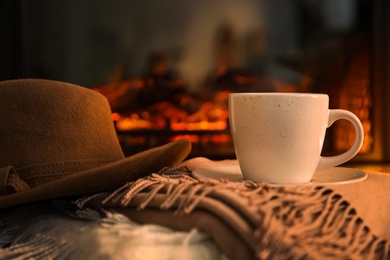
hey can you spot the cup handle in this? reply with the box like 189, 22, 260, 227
317, 109, 364, 171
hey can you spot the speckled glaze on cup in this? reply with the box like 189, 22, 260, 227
229, 93, 364, 184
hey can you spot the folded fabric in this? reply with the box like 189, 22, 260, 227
78, 158, 390, 260
0, 203, 222, 259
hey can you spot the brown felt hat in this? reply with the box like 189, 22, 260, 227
0, 79, 191, 209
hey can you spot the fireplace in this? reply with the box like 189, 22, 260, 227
1, 0, 389, 163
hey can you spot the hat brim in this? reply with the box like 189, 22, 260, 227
0, 139, 191, 209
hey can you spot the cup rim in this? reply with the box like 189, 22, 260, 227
229, 92, 328, 98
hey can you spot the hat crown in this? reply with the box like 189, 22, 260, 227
0, 79, 124, 169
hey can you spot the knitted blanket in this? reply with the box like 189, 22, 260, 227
1, 158, 389, 259
77, 158, 390, 259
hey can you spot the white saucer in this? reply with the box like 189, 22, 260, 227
191, 165, 368, 185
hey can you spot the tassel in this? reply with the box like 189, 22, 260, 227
76, 167, 390, 260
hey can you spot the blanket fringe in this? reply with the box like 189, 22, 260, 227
75, 166, 390, 260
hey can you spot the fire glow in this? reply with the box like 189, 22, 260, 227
105, 80, 372, 158
114, 101, 229, 132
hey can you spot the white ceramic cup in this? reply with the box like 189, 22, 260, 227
229, 93, 364, 184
